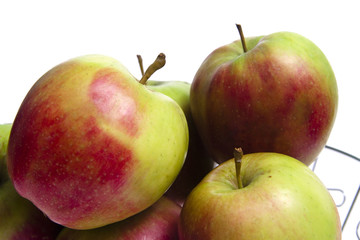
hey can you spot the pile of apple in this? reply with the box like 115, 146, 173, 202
0, 25, 341, 239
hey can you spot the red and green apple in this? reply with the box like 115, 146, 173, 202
178, 149, 341, 239
7, 53, 189, 230
190, 25, 338, 165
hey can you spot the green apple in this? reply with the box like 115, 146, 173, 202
190, 24, 338, 166
178, 149, 341, 239
56, 197, 180, 240
0, 180, 62, 239
147, 81, 191, 114
7, 53, 189, 230
0, 123, 12, 183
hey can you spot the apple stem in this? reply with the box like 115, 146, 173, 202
139, 53, 166, 85
136, 55, 145, 76
234, 147, 244, 189
236, 24, 247, 53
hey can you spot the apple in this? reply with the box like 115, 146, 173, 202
190, 24, 338, 165
137, 55, 214, 206
56, 197, 180, 240
7, 53, 189, 229
0, 180, 63, 239
0, 123, 12, 183
178, 149, 341, 239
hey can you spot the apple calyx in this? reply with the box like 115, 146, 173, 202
234, 147, 243, 189
236, 24, 247, 53
137, 53, 166, 84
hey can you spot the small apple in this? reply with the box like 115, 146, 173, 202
56, 197, 180, 240
178, 149, 341, 239
137, 55, 214, 206
7, 53, 189, 229
190, 24, 338, 165
0, 180, 62, 239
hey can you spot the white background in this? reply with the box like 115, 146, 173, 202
1, 0, 359, 238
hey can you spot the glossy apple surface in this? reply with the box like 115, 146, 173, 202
56, 197, 180, 240
190, 31, 338, 165
7, 55, 188, 229
147, 80, 214, 205
178, 152, 341, 239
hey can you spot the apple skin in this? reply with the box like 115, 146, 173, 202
56, 197, 180, 240
1, 123, 62, 239
0, 123, 12, 183
0, 180, 63, 240
0, 123, 12, 160
7, 55, 189, 229
178, 152, 341, 240
190, 32, 338, 165
147, 80, 214, 206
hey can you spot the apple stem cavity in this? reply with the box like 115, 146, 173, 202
139, 53, 166, 85
234, 147, 244, 189
236, 24, 247, 53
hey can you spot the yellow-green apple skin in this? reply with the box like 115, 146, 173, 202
147, 81, 214, 206
178, 152, 341, 240
7, 55, 189, 230
0, 123, 11, 160
56, 197, 180, 240
190, 32, 338, 166
0, 123, 12, 183
0, 180, 62, 239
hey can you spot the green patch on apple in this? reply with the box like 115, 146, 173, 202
0, 123, 12, 183
137, 55, 214, 206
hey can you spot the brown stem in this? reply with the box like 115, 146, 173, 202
137, 55, 145, 76
139, 53, 166, 85
234, 147, 243, 189
236, 24, 247, 53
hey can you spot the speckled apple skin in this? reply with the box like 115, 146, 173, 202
190, 33, 338, 165
56, 197, 180, 240
7, 55, 188, 230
